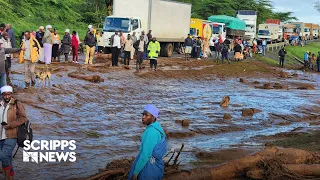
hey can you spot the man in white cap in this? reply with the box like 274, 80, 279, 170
128, 104, 166, 180
61, 29, 72, 62
0, 85, 26, 180
42, 25, 53, 65
36, 26, 45, 63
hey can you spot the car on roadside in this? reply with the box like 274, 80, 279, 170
288, 35, 301, 45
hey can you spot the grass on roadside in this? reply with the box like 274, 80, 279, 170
254, 54, 279, 67
285, 42, 320, 60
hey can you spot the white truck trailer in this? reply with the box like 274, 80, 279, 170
257, 24, 283, 43
102, 0, 192, 57
236, 10, 257, 44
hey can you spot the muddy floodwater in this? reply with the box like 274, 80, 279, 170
8, 58, 320, 180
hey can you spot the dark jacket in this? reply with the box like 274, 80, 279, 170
84, 33, 97, 47
317, 55, 320, 62
133, 40, 146, 52
61, 35, 72, 54
6, 28, 15, 48
278, 49, 286, 57
184, 37, 193, 47
36, 31, 45, 47
234, 44, 242, 53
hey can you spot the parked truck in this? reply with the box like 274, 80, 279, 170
265, 19, 283, 42
189, 18, 212, 39
236, 10, 257, 44
305, 23, 312, 40
291, 22, 306, 39
208, 15, 245, 39
102, 0, 192, 57
257, 24, 283, 43
283, 24, 298, 40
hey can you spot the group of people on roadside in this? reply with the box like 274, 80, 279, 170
304, 51, 320, 72
110, 29, 160, 71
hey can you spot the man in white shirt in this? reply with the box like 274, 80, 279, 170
262, 39, 267, 56
111, 31, 121, 66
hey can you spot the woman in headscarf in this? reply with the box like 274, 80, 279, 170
42, 25, 53, 65
51, 28, 61, 62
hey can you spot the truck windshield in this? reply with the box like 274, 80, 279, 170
304, 28, 310, 32
245, 25, 255, 32
212, 25, 222, 34
258, 30, 270, 36
104, 17, 130, 33
284, 28, 294, 33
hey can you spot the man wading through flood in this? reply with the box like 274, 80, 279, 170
129, 105, 166, 180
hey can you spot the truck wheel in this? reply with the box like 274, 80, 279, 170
161, 43, 173, 57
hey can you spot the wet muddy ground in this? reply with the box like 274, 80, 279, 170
7, 55, 320, 180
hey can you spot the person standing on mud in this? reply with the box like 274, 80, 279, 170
111, 31, 121, 66
19, 31, 41, 89
42, 25, 53, 65
123, 34, 133, 67
51, 28, 61, 62
128, 104, 166, 180
61, 29, 72, 62
196, 36, 202, 60
147, 37, 160, 71
184, 34, 193, 61
133, 35, 146, 72
84, 28, 97, 65
278, 47, 286, 68
0, 86, 26, 180
36, 26, 45, 63
131, 32, 137, 60
0, 32, 13, 84
71, 31, 79, 63
0, 40, 22, 87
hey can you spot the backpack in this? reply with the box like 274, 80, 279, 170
13, 100, 33, 157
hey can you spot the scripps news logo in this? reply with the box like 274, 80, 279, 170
23, 140, 76, 163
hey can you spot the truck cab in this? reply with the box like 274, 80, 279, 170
257, 24, 282, 43
102, 16, 142, 51
211, 23, 226, 41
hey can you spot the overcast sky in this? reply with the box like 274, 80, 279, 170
271, 0, 320, 24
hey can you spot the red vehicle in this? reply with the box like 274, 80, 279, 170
283, 24, 298, 40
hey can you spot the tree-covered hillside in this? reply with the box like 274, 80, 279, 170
0, 0, 108, 39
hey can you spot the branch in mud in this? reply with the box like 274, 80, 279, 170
68, 72, 104, 83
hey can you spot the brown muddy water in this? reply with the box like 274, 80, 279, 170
7, 58, 320, 180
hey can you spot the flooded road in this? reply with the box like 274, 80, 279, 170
8, 58, 320, 180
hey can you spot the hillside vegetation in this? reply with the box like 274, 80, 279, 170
0, 0, 108, 39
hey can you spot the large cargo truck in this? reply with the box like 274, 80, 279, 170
291, 22, 306, 39
305, 23, 312, 40
102, 0, 192, 57
265, 19, 283, 42
208, 15, 246, 39
236, 10, 257, 43
283, 24, 298, 40
257, 24, 283, 43
189, 18, 212, 39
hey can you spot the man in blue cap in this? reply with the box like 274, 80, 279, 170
129, 104, 166, 180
